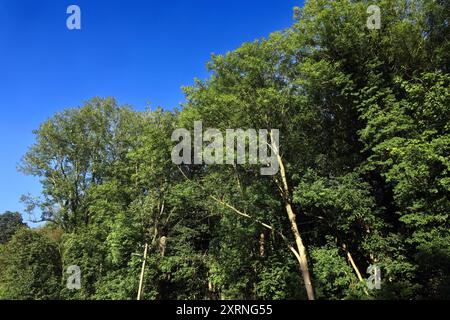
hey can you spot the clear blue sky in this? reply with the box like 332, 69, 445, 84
0, 0, 301, 224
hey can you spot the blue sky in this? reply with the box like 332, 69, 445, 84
0, 0, 301, 224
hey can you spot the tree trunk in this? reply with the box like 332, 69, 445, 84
284, 200, 315, 300
271, 134, 315, 300
137, 243, 148, 300
343, 244, 369, 296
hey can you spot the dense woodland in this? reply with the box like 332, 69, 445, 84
0, 0, 449, 300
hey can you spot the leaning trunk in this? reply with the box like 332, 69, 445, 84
271, 133, 315, 300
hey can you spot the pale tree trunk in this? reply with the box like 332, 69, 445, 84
284, 201, 315, 300
137, 243, 148, 300
343, 244, 364, 282
343, 244, 369, 296
271, 134, 315, 300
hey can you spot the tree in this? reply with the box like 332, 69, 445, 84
0, 211, 26, 244
19, 97, 139, 231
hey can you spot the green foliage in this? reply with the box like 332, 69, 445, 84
0, 228, 61, 300
1, 0, 448, 300
59, 229, 107, 299
310, 244, 357, 300
0, 211, 26, 244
